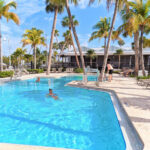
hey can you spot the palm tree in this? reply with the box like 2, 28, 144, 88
122, 0, 150, 76
54, 29, 59, 43
89, 0, 128, 82
13, 48, 26, 67
118, 39, 125, 47
89, 17, 111, 50
65, 0, 86, 77
53, 51, 58, 63
0, 0, 19, 71
45, 0, 64, 75
58, 30, 71, 61
117, 18, 139, 76
22, 28, 46, 69
24, 54, 32, 63
62, 15, 80, 68
114, 49, 123, 69
86, 49, 96, 67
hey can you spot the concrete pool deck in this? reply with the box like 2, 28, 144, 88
0, 73, 149, 150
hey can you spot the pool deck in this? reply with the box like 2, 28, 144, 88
0, 73, 150, 150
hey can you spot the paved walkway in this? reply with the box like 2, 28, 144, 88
68, 74, 150, 150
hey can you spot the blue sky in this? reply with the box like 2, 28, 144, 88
2, 0, 133, 56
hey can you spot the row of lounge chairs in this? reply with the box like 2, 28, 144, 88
51, 68, 74, 73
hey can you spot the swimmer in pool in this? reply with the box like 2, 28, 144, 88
36, 77, 40, 82
47, 89, 58, 100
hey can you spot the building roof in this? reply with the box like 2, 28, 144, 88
62, 46, 150, 56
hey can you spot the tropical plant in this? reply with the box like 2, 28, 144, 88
22, 28, 46, 69
118, 39, 125, 47
24, 54, 32, 63
86, 49, 96, 67
121, 0, 150, 76
89, 0, 128, 82
62, 15, 80, 68
114, 49, 123, 69
58, 30, 71, 61
118, 18, 139, 76
12, 48, 26, 67
45, 0, 64, 75
89, 17, 111, 49
0, 0, 19, 71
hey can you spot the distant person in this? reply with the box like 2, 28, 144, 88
36, 77, 40, 82
107, 59, 113, 82
47, 89, 58, 100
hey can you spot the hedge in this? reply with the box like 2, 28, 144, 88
27, 69, 44, 74
0, 71, 14, 78
74, 68, 84, 73
137, 75, 150, 80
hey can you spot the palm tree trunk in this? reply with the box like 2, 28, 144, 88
69, 28, 80, 68
134, 32, 139, 76
47, 8, 58, 75
99, 0, 119, 82
34, 46, 36, 69
104, 37, 107, 49
90, 58, 92, 67
0, 20, 3, 71
65, 0, 86, 76
139, 26, 145, 76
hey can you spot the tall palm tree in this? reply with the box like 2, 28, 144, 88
89, 0, 128, 82
22, 28, 46, 69
89, 17, 111, 50
65, 0, 86, 77
0, 0, 19, 71
114, 49, 123, 69
86, 49, 96, 67
117, 18, 139, 76
62, 15, 80, 68
45, 0, 64, 75
127, 0, 150, 76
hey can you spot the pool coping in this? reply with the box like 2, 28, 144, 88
66, 82, 144, 150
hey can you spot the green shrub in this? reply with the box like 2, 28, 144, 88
0, 71, 14, 78
137, 75, 150, 80
27, 69, 44, 74
74, 68, 84, 73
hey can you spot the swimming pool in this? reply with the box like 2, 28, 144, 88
0, 76, 126, 150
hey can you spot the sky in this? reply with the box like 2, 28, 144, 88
2, 0, 133, 56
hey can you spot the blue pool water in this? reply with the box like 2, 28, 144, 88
0, 76, 126, 150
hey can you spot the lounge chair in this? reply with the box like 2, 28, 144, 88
65, 68, 73, 73
58, 68, 62, 73
120, 69, 134, 77
51, 68, 56, 73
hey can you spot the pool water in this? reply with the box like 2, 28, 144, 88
0, 76, 126, 150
